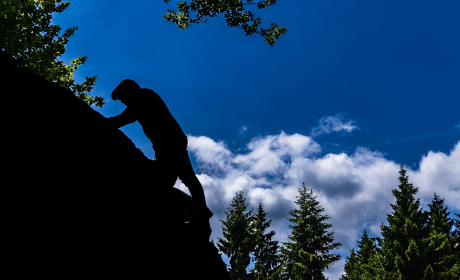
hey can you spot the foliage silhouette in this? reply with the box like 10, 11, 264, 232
163, 0, 287, 46
0, 0, 103, 107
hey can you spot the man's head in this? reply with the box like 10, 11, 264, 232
111, 79, 141, 106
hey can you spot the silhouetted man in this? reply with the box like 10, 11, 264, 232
106, 79, 212, 239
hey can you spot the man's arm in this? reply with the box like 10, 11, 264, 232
187, 183, 211, 218
106, 106, 137, 128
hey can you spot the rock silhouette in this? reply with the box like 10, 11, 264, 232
2, 50, 229, 279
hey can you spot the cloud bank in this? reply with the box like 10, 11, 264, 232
173, 132, 459, 278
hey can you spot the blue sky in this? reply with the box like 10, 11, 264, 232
53, 0, 459, 278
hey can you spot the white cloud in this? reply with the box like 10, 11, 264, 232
311, 114, 358, 136
187, 135, 232, 176
410, 145, 460, 208
325, 259, 346, 280
180, 132, 459, 278
233, 132, 321, 176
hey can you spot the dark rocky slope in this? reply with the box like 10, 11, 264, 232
2, 51, 229, 279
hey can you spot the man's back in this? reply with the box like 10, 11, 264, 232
135, 89, 187, 157
108, 88, 187, 160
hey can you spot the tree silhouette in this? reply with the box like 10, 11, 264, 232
281, 183, 341, 280
341, 167, 459, 280
379, 165, 428, 279
0, 0, 102, 107
217, 191, 255, 279
250, 203, 282, 280
447, 213, 460, 279
340, 249, 359, 280
340, 230, 379, 280
425, 193, 458, 279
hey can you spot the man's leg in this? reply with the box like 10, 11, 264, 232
174, 150, 213, 240
175, 150, 212, 217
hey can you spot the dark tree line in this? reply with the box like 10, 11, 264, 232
217, 184, 342, 280
217, 166, 459, 280
340, 165, 459, 280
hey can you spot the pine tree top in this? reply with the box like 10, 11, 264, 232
287, 183, 331, 228
356, 229, 378, 265
379, 165, 430, 279
282, 183, 342, 279
384, 165, 425, 234
428, 192, 453, 235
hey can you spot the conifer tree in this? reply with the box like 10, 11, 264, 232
281, 183, 341, 280
342, 167, 458, 280
442, 213, 460, 279
340, 249, 359, 280
365, 247, 385, 280
425, 193, 455, 279
356, 229, 378, 269
340, 230, 379, 280
427, 193, 454, 237
217, 191, 255, 280
379, 165, 429, 280
250, 203, 282, 280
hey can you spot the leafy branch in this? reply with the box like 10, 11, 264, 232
163, 0, 287, 46
0, 0, 103, 107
